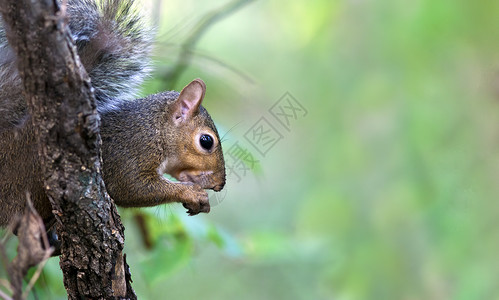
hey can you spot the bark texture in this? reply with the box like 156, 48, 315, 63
0, 1, 135, 298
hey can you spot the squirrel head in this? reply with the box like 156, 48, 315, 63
162, 79, 226, 191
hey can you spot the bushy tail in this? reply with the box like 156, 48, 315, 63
67, 0, 152, 109
0, 0, 152, 126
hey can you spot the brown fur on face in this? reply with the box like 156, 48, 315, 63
167, 112, 226, 191
159, 79, 225, 191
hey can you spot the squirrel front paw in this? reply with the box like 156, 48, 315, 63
181, 183, 210, 216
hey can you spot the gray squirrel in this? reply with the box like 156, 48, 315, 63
0, 0, 226, 226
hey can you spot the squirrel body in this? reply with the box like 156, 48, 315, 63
0, 0, 226, 226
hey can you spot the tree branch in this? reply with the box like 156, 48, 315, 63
162, 0, 254, 87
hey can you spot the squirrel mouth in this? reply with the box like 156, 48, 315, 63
212, 184, 224, 192
175, 171, 220, 191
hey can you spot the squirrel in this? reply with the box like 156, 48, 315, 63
0, 0, 226, 227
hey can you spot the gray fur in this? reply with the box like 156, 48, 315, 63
0, 0, 152, 126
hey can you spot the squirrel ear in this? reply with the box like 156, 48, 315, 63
173, 79, 206, 124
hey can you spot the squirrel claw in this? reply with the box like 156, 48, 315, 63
181, 183, 210, 215
182, 199, 210, 216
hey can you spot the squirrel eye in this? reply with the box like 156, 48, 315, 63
199, 134, 214, 151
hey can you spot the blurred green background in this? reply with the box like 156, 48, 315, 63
7, 0, 499, 299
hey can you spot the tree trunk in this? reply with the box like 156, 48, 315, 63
0, 1, 135, 298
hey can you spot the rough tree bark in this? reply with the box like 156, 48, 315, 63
0, 1, 135, 299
